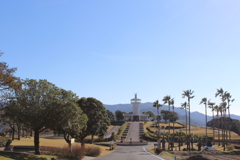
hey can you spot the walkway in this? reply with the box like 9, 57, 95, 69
125, 122, 140, 141
104, 125, 120, 138
95, 145, 165, 160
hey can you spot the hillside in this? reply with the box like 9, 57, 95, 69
104, 102, 240, 127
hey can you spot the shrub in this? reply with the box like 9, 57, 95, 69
115, 122, 127, 140
186, 155, 209, 160
40, 144, 84, 160
85, 146, 101, 157
226, 145, 235, 151
0, 138, 12, 147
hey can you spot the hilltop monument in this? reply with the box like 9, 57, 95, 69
123, 94, 148, 121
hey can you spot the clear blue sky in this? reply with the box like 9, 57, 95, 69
1, 0, 240, 115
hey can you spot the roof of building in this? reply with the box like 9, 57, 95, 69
123, 114, 149, 117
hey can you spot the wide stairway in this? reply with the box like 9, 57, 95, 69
117, 122, 148, 146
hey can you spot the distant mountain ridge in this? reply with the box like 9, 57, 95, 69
104, 102, 240, 127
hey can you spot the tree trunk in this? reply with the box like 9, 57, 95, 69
17, 125, 21, 140
34, 130, 40, 155
228, 109, 231, 144
157, 107, 159, 128
205, 104, 208, 145
81, 140, 85, 149
188, 99, 190, 134
22, 129, 24, 137
91, 135, 94, 144
220, 112, 224, 148
173, 107, 175, 134
168, 104, 170, 133
217, 113, 220, 146
212, 112, 215, 145
185, 109, 187, 134
178, 139, 181, 151
198, 142, 201, 151
11, 126, 15, 140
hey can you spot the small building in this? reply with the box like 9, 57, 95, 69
123, 94, 149, 121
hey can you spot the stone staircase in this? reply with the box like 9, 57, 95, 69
139, 122, 144, 140
121, 123, 131, 140
117, 122, 148, 146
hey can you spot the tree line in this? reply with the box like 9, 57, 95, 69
153, 89, 235, 151
0, 51, 110, 155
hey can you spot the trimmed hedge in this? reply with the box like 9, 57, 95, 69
115, 122, 127, 140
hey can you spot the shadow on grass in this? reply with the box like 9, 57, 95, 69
0, 151, 48, 160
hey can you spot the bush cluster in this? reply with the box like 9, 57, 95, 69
41, 145, 84, 159
84, 146, 101, 156
0, 138, 12, 147
226, 145, 235, 151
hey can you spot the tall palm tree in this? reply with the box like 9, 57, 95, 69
219, 102, 227, 151
182, 90, 194, 134
214, 105, 221, 146
162, 95, 171, 133
224, 92, 234, 144
170, 98, 175, 134
215, 88, 227, 150
153, 100, 162, 129
200, 97, 208, 145
181, 102, 188, 134
208, 100, 215, 145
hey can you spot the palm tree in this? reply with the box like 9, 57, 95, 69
175, 131, 185, 151
184, 133, 192, 151
182, 90, 194, 134
181, 102, 188, 134
219, 102, 227, 151
195, 135, 203, 151
170, 98, 175, 134
153, 100, 162, 129
214, 105, 221, 146
215, 88, 227, 150
162, 95, 171, 133
208, 100, 215, 145
224, 92, 234, 144
154, 129, 162, 149
159, 132, 167, 150
200, 97, 208, 145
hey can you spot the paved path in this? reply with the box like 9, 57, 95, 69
95, 145, 166, 160
104, 125, 120, 138
126, 122, 139, 141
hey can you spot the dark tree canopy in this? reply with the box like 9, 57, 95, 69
169, 111, 179, 122
50, 90, 88, 146
0, 51, 19, 91
107, 110, 115, 122
207, 117, 240, 135
115, 110, 124, 121
77, 97, 110, 146
143, 111, 155, 118
3, 79, 74, 154
161, 110, 179, 123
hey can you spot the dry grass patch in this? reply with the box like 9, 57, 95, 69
12, 137, 67, 147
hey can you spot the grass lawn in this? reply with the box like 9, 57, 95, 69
145, 146, 175, 160
144, 121, 239, 140
0, 151, 58, 160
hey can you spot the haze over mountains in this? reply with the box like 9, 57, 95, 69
104, 102, 240, 127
